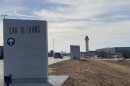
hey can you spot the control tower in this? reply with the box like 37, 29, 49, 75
85, 36, 89, 53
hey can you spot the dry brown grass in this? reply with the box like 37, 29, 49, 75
49, 59, 130, 86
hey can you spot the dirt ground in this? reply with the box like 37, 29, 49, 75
48, 58, 130, 86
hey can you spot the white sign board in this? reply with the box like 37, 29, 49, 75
70, 45, 80, 60
4, 19, 48, 83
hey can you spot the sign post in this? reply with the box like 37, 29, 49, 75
4, 19, 48, 84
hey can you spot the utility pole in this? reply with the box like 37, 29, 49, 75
1, 15, 8, 19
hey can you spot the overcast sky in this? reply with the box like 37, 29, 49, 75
0, 0, 130, 52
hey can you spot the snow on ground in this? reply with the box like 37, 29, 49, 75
48, 56, 70, 65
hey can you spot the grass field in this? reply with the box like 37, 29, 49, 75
49, 58, 130, 86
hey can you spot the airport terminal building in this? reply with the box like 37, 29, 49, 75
96, 47, 130, 54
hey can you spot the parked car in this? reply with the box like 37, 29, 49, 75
54, 53, 63, 59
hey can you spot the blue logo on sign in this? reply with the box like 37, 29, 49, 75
7, 38, 15, 46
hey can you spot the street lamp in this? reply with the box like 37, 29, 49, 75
53, 38, 55, 52
52, 38, 55, 57
1, 14, 8, 19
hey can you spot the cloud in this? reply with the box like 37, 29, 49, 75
34, 0, 130, 51
0, 0, 130, 52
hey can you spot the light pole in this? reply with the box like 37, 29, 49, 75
53, 38, 55, 51
52, 38, 55, 57
1, 15, 8, 19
